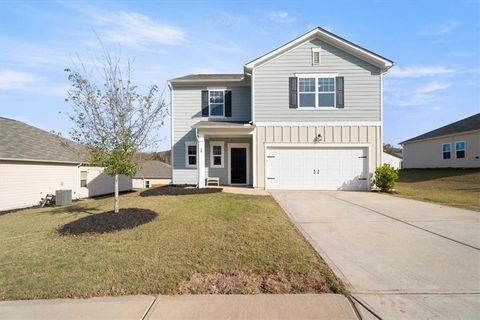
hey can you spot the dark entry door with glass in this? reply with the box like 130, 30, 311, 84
230, 147, 247, 184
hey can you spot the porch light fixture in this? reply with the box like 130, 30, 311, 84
314, 134, 323, 143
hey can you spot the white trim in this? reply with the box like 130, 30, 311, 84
228, 143, 250, 185
401, 129, 480, 145
252, 128, 257, 188
380, 72, 383, 166
185, 141, 197, 168
0, 157, 81, 164
297, 75, 337, 109
210, 141, 225, 168
251, 69, 255, 123
263, 143, 371, 190
311, 47, 321, 65
454, 140, 466, 159
253, 121, 381, 127
197, 135, 205, 188
442, 142, 451, 160
168, 81, 175, 183
245, 28, 393, 70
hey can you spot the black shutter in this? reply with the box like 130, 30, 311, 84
224, 90, 232, 117
201, 90, 209, 116
336, 76, 344, 108
289, 77, 298, 109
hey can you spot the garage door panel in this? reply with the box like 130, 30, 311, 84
266, 147, 369, 191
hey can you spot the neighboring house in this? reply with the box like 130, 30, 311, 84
401, 113, 480, 169
0, 117, 132, 211
168, 27, 393, 191
382, 152, 403, 169
132, 160, 172, 188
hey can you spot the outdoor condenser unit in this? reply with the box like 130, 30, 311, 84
55, 190, 72, 206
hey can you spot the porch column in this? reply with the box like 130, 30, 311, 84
197, 134, 205, 188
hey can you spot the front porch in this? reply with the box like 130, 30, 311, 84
192, 121, 255, 188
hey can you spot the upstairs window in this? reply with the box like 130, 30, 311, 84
185, 142, 197, 168
442, 143, 451, 159
455, 141, 465, 158
298, 76, 336, 108
298, 78, 316, 108
209, 90, 224, 116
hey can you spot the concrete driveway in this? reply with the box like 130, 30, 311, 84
271, 191, 480, 320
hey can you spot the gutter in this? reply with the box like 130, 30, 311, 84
0, 157, 82, 165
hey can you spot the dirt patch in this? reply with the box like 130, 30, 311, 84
178, 270, 334, 294
58, 208, 157, 235
140, 185, 222, 197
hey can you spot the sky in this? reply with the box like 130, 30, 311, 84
0, 0, 479, 151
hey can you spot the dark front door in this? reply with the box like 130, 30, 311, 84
230, 148, 247, 184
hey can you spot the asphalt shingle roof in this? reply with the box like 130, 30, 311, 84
170, 74, 245, 82
133, 160, 171, 179
401, 113, 480, 144
0, 117, 86, 163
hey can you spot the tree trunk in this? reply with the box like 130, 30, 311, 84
114, 173, 119, 213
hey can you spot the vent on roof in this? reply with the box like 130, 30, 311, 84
312, 48, 321, 65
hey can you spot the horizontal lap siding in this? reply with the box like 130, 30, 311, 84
172, 86, 252, 185
254, 125, 381, 188
254, 38, 381, 122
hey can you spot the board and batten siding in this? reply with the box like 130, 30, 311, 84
171, 85, 252, 184
254, 38, 381, 122
254, 125, 381, 188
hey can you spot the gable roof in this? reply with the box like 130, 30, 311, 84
401, 113, 480, 144
0, 117, 86, 163
245, 27, 394, 71
133, 160, 171, 179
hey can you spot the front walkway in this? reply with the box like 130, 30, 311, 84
271, 190, 480, 319
0, 294, 358, 320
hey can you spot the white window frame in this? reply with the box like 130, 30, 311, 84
455, 141, 466, 159
210, 141, 224, 168
311, 48, 321, 65
442, 143, 451, 160
80, 170, 87, 188
296, 73, 337, 109
208, 89, 226, 118
145, 180, 150, 188
185, 141, 197, 168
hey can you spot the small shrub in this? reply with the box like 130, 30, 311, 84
373, 164, 399, 192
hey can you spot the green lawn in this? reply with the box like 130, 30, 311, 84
395, 168, 480, 211
0, 191, 343, 300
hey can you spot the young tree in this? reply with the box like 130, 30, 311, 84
65, 51, 166, 212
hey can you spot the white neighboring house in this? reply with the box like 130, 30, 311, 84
0, 117, 132, 212
382, 152, 403, 169
401, 113, 480, 169
132, 160, 171, 189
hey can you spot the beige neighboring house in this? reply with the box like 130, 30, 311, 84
168, 27, 394, 191
0, 117, 132, 212
401, 113, 480, 169
132, 160, 171, 188
382, 152, 403, 169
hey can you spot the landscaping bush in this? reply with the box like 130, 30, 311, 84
373, 164, 399, 192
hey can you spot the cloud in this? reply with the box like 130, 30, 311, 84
0, 70, 39, 90
388, 81, 451, 107
216, 13, 249, 26
421, 21, 460, 36
94, 11, 185, 46
269, 11, 294, 23
389, 66, 456, 78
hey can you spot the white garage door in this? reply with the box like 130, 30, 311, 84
265, 147, 369, 190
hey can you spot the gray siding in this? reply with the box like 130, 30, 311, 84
171, 85, 251, 184
254, 38, 381, 122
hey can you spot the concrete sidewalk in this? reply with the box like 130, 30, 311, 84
0, 294, 359, 320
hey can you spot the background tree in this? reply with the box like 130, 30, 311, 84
65, 50, 166, 212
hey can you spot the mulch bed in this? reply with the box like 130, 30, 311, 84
58, 208, 157, 236
140, 185, 223, 197
178, 270, 337, 294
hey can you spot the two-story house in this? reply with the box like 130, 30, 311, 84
168, 27, 393, 190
